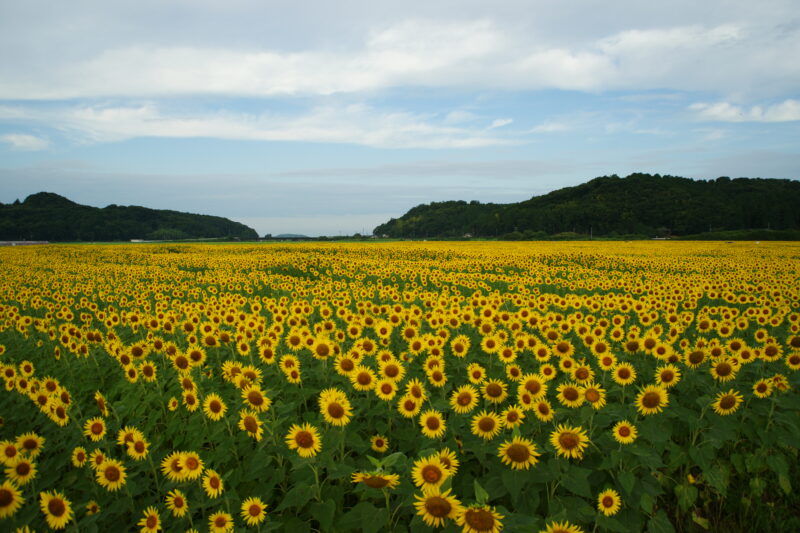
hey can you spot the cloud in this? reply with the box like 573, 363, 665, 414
488, 118, 513, 129
0, 102, 516, 149
0, 133, 49, 150
689, 99, 800, 122
1, 17, 798, 99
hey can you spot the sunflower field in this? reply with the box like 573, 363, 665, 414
0, 241, 798, 533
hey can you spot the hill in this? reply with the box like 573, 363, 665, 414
373, 173, 800, 239
0, 192, 259, 241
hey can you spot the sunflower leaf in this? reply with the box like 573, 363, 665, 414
474, 479, 490, 504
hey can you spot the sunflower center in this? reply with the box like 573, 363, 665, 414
575, 368, 589, 380
457, 393, 472, 406
363, 476, 390, 488
756, 383, 767, 393
357, 373, 371, 385
296, 431, 314, 448
210, 477, 220, 489
421, 465, 442, 484
48, 498, 66, 517
595, 343, 608, 354
642, 392, 661, 408
626, 341, 640, 352
0, 489, 12, 507
146, 515, 158, 528
661, 370, 674, 382
247, 391, 264, 406
485, 383, 502, 397
506, 443, 530, 462
328, 403, 345, 419
215, 516, 227, 527
618, 426, 631, 437
105, 465, 120, 481
556, 342, 570, 354
16, 462, 30, 475
617, 368, 631, 379
558, 432, 578, 450
584, 389, 600, 403
426, 417, 441, 431
340, 359, 354, 371
478, 418, 495, 432
765, 346, 778, 357
506, 412, 519, 422
716, 363, 732, 376
719, 395, 736, 410
210, 400, 222, 413
384, 365, 399, 378
244, 417, 258, 433
602, 496, 614, 508
91, 422, 104, 435
464, 508, 495, 531
563, 387, 579, 401
538, 403, 550, 415
185, 457, 199, 470
174, 496, 184, 507
425, 496, 451, 517
249, 504, 262, 516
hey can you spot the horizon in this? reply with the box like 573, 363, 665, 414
1, 1, 799, 236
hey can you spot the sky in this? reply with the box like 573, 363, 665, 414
1, 1, 799, 236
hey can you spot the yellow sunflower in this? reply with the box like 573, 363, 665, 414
39, 490, 74, 530
612, 363, 637, 386
419, 410, 447, 439
533, 400, 555, 422
471, 410, 503, 440
319, 390, 353, 426
0, 480, 24, 519
209, 510, 235, 533
285, 423, 322, 458
351, 471, 401, 489
165, 489, 189, 517
498, 437, 541, 470
83, 417, 107, 442
481, 380, 509, 404
16, 432, 45, 459
179, 451, 204, 480
96, 459, 127, 492
411, 455, 450, 489
240, 496, 268, 526
456, 504, 504, 533
550, 424, 590, 460
611, 421, 638, 444
370, 435, 389, 453
238, 409, 264, 441
597, 488, 622, 516
450, 385, 479, 414
5, 457, 37, 486
539, 520, 585, 533
712, 389, 743, 415
203, 469, 225, 498
556, 382, 584, 408
203, 393, 228, 421
635, 385, 669, 416
414, 487, 462, 528
137, 506, 161, 533
501, 405, 525, 429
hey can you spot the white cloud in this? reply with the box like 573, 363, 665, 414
0, 102, 516, 149
0, 133, 49, 150
488, 118, 513, 129
689, 99, 800, 122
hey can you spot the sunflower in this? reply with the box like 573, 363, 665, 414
501, 405, 525, 428
0, 441, 19, 467
71, 446, 87, 468
375, 379, 399, 401
240, 496, 268, 526
481, 380, 508, 404
85, 500, 100, 515
533, 399, 555, 422
654, 364, 681, 388
710, 359, 737, 382
209, 510, 235, 533
611, 421, 638, 444
351, 471, 401, 489
238, 409, 264, 441
450, 335, 471, 358
6, 457, 36, 486
498, 437, 541, 470
179, 451, 204, 480
137, 506, 161, 533
89, 449, 107, 469
556, 382, 584, 408
286, 423, 322, 458
611, 363, 637, 386
203, 469, 225, 498
752, 379, 773, 398
165, 489, 188, 517
456, 504, 504, 533
371, 435, 389, 453
411, 456, 450, 489
539, 520, 585, 533
471, 410, 503, 440
0, 480, 24, 519
16, 432, 45, 459
405, 378, 428, 402
127, 437, 149, 461
582, 383, 607, 410
597, 488, 622, 516
466, 363, 487, 384
684, 349, 706, 368
350, 365, 376, 391
520, 373, 547, 399
241, 385, 271, 413
398, 395, 422, 418
96, 459, 127, 491
450, 385, 479, 414
635, 385, 669, 416
419, 410, 447, 439
40, 490, 74, 530
712, 389, 744, 415
437, 448, 460, 475
203, 393, 228, 421
319, 390, 353, 426
83, 417, 107, 442
550, 424, 590, 460
414, 487, 462, 528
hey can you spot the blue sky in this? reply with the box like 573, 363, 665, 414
1, 1, 798, 236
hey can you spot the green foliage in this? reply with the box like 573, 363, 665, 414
373, 173, 800, 238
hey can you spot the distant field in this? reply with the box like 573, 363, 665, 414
1, 242, 798, 532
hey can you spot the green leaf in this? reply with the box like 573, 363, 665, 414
561, 466, 592, 498
618, 470, 635, 495
648, 510, 676, 533
366, 455, 383, 468
474, 479, 490, 505
704, 464, 729, 496
274, 483, 313, 511
689, 445, 713, 471
381, 452, 405, 468
310, 499, 336, 531
692, 512, 710, 530
778, 474, 792, 495
640, 492, 654, 514
674, 484, 698, 512
749, 476, 765, 497
766, 453, 788, 476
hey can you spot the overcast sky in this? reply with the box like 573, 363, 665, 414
1, 1, 798, 236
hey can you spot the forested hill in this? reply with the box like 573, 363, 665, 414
0, 192, 259, 241
373, 173, 800, 239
